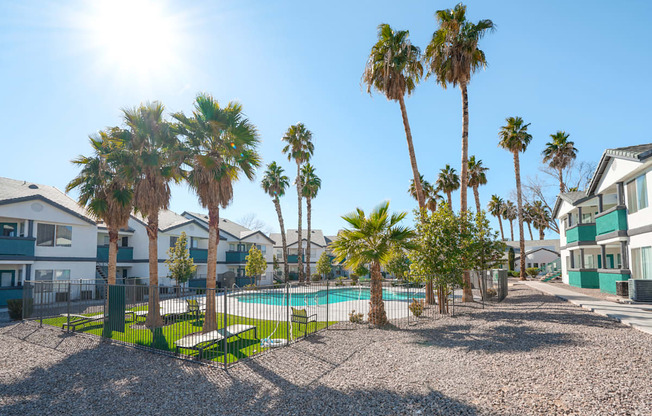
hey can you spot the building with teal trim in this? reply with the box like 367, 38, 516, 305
554, 144, 652, 294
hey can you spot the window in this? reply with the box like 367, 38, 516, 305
584, 254, 596, 269
37, 224, 55, 246
170, 236, 178, 248
631, 247, 652, 280
229, 243, 236, 251
56, 225, 72, 246
102, 235, 110, 246
190, 237, 199, 249
0, 271, 15, 287
627, 174, 649, 214
121, 236, 129, 247
1, 223, 17, 237
35, 270, 54, 292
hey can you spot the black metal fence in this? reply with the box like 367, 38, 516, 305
21, 273, 506, 368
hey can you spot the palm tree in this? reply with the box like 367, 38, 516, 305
467, 155, 488, 213
363, 24, 426, 210
119, 102, 182, 328
331, 202, 415, 326
523, 202, 534, 240
499, 116, 533, 280
282, 123, 314, 282
436, 164, 460, 210
174, 94, 260, 332
542, 131, 578, 194
531, 200, 551, 240
409, 175, 441, 212
487, 195, 505, 241
503, 200, 517, 241
424, 3, 494, 216
300, 163, 321, 279
261, 162, 290, 282
67, 128, 133, 287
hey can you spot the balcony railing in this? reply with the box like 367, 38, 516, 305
96, 246, 134, 262
189, 248, 208, 263
565, 223, 596, 243
225, 251, 248, 263
595, 207, 628, 236
0, 236, 35, 257
287, 255, 305, 263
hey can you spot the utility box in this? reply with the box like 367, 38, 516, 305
492, 269, 508, 301
615, 280, 629, 297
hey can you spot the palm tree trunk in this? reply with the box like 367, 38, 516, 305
398, 95, 425, 210
368, 261, 387, 326
497, 216, 505, 241
509, 220, 514, 241
273, 198, 289, 282
514, 152, 526, 281
296, 164, 304, 282
539, 227, 545, 240
447, 192, 452, 209
204, 205, 219, 332
473, 186, 481, 214
459, 82, 469, 215
558, 167, 565, 194
527, 222, 533, 240
145, 214, 164, 328
305, 197, 312, 280
107, 228, 118, 286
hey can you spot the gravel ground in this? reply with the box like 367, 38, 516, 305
1, 283, 651, 416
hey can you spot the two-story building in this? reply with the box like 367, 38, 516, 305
554, 144, 652, 294
270, 229, 331, 280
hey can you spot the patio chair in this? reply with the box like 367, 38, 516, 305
186, 299, 201, 319
291, 307, 317, 337
174, 324, 258, 359
61, 311, 135, 331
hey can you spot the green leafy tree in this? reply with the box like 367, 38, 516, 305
385, 249, 411, 279
272, 254, 281, 279
331, 202, 416, 326
467, 212, 506, 299
262, 162, 290, 282
542, 131, 578, 194
245, 245, 267, 286
316, 252, 332, 280
165, 232, 197, 296
508, 247, 515, 271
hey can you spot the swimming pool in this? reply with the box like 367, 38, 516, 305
233, 287, 425, 307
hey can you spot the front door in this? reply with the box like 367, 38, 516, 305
0, 270, 16, 287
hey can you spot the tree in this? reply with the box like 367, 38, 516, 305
245, 245, 267, 286
487, 195, 505, 241
173, 94, 261, 332
508, 246, 515, 271
424, 3, 494, 219
436, 164, 460, 209
542, 131, 578, 194
503, 200, 517, 241
385, 248, 411, 279
363, 23, 426, 210
499, 116, 533, 280
331, 202, 416, 326
67, 128, 133, 288
165, 232, 197, 296
119, 102, 181, 328
261, 162, 290, 282
282, 123, 314, 282
272, 255, 281, 280
467, 155, 488, 213
316, 251, 332, 280
523, 202, 535, 240
467, 212, 506, 300
300, 163, 321, 279
409, 175, 441, 212
531, 200, 551, 240
238, 213, 272, 235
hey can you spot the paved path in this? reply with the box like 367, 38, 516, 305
526, 280, 652, 335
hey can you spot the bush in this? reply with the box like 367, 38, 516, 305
243, 284, 257, 291
486, 288, 497, 298
350, 275, 359, 285
335, 277, 345, 287
311, 274, 321, 282
509, 270, 520, 277
526, 267, 539, 278
409, 298, 423, 317
359, 277, 371, 284
7, 298, 27, 320
349, 310, 364, 323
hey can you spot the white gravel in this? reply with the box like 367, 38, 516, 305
1, 282, 651, 415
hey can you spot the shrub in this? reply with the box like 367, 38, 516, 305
486, 288, 497, 298
335, 277, 345, 287
359, 277, 371, 284
7, 298, 27, 320
311, 274, 321, 282
509, 270, 520, 277
350, 275, 359, 285
349, 310, 364, 323
409, 298, 424, 317
526, 267, 539, 278
243, 284, 257, 291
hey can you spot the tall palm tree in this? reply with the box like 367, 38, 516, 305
503, 200, 517, 241
363, 23, 426, 210
300, 163, 321, 279
282, 123, 314, 282
487, 195, 505, 241
174, 94, 260, 332
261, 162, 290, 282
67, 128, 133, 287
424, 3, 494, 217
409, 175, 441, 212
119, 102, 182, 328
542, 131, 578, 194
331, 202, 415, 326
499, 116, 533, 280
467, 155, 488, 213
523, 202, 534, 240
531, 200, 551, 240
436, 164, 460, 210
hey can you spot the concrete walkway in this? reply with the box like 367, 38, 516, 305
525, 280, 652, 335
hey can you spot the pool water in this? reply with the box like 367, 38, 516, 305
233, 287, 425, 307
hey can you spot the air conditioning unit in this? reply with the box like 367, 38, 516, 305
628, 279, 652, 302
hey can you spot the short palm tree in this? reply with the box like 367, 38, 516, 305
174, 94, 261, 332
67, 128, 133, 287
300, 163, 321, 278
119, 102, 182, 327
499, 116, 533, 280
282, 123, 314, 282
424, 3, 494, 216
408, 175, 441, 212
261, 162, 290, 282
502, 200, 517, 241
436, 164, 460, 210
487, 195, 505, 241
542, 131, 577, 194
523, 202, 534, 240
331, 202, 415, 326
531, 200, 551, 240
467, 155, 488, 213
363, 23, 426, 211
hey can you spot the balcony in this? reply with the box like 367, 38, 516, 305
96, 246, 134, 262
595, 207, 628, 236
565, 223, 596, 244
287, 255, 305, 263
189, 248, 208, 263
0, 236, 35, 257
226, 251, 248, 263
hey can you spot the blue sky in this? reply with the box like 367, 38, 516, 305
1, 0, 651, 237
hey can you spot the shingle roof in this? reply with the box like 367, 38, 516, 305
587, 143, 652, 194
552, 191, 590, 218
182, 211, 262, 240
271, 229, 327, 247
0, 177, 95, 224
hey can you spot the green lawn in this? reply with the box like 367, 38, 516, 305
43, 308, 333, 364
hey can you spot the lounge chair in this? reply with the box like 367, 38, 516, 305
186, 299, 201, 318
175, 324, 258, 359
61, 311, 136, 331
291, 307, 317, 337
